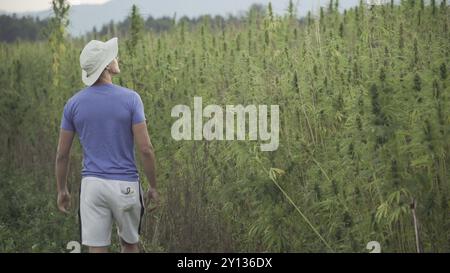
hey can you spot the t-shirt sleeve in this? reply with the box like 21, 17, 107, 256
61, 99, 75, 131
132, 92, 146, 125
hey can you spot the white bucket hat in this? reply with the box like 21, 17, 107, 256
80, 37, 118, 86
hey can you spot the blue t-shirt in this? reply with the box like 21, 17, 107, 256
60, 83, 146, 182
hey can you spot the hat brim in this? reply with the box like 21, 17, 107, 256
82, 37, 118, 86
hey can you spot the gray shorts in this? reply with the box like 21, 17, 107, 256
79, 176, 144, 247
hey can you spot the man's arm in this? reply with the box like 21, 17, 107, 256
133, 121, 159, 210
55, 129, 75, 213
133, 122, 157, 190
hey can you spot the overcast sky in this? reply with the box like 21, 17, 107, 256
0, 0, 109, 12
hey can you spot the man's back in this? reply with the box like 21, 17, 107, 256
61, 83, 146, 182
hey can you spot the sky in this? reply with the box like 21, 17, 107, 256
0, 0, 109, 12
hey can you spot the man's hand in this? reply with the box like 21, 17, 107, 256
144, 188, 159, 212
57, 190, 71, 214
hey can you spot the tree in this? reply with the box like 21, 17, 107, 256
127, 4, 144, 56
49, 0, 70, 88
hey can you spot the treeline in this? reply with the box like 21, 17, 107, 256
88, 4, 267, 39
0, 4, 267, 43
0, 15, 50, 42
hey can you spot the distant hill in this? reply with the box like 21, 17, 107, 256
2, 0, 362, 36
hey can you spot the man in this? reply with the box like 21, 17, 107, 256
55, 37, 159, 253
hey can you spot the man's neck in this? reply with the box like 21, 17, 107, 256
94, 74, 112, 86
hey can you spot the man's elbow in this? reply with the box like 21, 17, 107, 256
139, 146, 155, 158
56, 151, 70, 162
